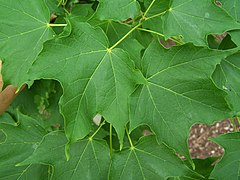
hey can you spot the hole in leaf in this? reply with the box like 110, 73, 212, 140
188, 119, 237, 159
207, 32, 237, 50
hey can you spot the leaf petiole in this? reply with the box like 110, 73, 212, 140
125, 127, 134, 148
109, 23, 142, 50
48, 23, 67, 27
89, 120, 106, 140
137, 27, 165, 37
137, 28, 183, 45
110, 124, 113, 158
145, 10, 168, 21
143, 0, 156, 19
58, 0, 68, 6
108, 1, 169, 50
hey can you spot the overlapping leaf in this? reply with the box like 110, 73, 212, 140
219, 0, 240, 47
143, 0, 240, 46
27, 19, 143, 144
95, 0, 141, 21
142, 0, 170, 34
19, 131, 110, 179
0, 112, 49, 179
209, 132, 240, 180
0, 0, 54, 86
46, 0, 64, 15
229, 30, 240, 47
213, 52, 240, 115
130, 39, 234, 162
219, 0, 240, 21
109, 135, 201, 179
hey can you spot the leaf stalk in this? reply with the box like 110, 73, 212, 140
110, 124, 113, 158
143, 0, 156, 19
137, 28, 183, 44
109, 23, 142, 50
125, 127, 134, 148
48, 23, 67, 27
108, 0, 169, 50
89, 120, 106, 140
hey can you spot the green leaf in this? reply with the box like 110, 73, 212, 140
176, 157, 219, 179
212, 52, 240, 115
109, 135, 201, 179
101, 21, 144, 68
219, 0, 240, 21
168, 157, 219, 179
19, 131, 111, 179
46, 0, 64, 15
191, 157, 219, 179
130, 39, 233, 162
0, 112, 16, 125
134, 29, 154, 49
219, 0, 240, 47
142, 0, 170, 34
0, 111, 48, 179
0, 0, 54, 86
218, 34, 237, 50
95, 0, 141, 21
161, 0, 240, 46
27, 19, 143, 145
229, 30, 240, 47
209, 132, 240, 180
70, 3, 95, 19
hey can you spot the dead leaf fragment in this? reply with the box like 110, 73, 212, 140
0, 60, 3, 91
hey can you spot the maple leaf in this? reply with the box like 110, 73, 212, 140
130, 39, 235, 162
0, 0, 54, 86
27, 19, 144, 145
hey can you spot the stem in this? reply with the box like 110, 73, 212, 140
110, 124, 113, 158
143, 0, 156, 18
48, 23, 67, 27
137, 28, 183, 44
145, 10, 167, 21
65, 143, 70, 161
107, 0, 166, 50
89, 120, 105, 140
109, 23, 142, 50
137, 27, 165, 37
58, 0, 67, 6
125, 127, 134, 148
